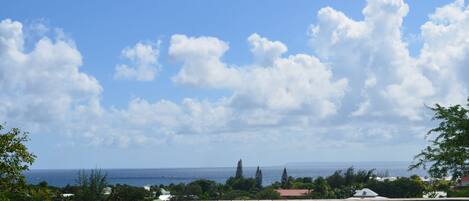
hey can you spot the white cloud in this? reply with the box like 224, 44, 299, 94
0, 19, 102, 133
309, 0, 466, 120
169, 34, 241, 88
248, 33, 287, 66
114, 41, 160, 81
170, 33, 348, 118
1, 0, 468, 152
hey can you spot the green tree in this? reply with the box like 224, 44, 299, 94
225, 177, 257, 191
235, 159, 243, 178
281, 168, 290, 189
107, 184, 149, 201
0, 123, 36, 194
312, 176, 335, 199
255, 188, 280, 199
74, 169, 108, 201
366, 176, 427, 198
327, 170, 345, 188
410, 98, 469, 179
255, 166, 262, 189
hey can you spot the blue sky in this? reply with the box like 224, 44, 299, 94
0, 0, 468, 169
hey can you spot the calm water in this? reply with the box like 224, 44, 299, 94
25, 161, 426, 187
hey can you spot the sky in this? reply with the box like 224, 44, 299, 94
0, 0, 468, 169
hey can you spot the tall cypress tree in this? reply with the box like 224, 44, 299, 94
255, 166, 263, 188
235, 159, 243, 178
281, 167, 289, 189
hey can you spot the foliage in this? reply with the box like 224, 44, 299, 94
366, 176, 426, 198
291, 177, 314, 189
235, 159, 243, 178
410, 98, 469, 179
107, 184, 151, 201
448, 187, 469, 197
310, 176, 335, 199
226, 176, 257, 191
0, 124, 36, 193
255, 166, 262, 189
281, 168, 290, 188
74, 169, 108, 201
220, 190, 251, 200
255, 188, 280, 199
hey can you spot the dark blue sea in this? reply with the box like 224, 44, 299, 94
25, 161, 426, 187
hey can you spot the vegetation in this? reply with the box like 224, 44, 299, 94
255, 166, 262, 189
235, 159, 243, 178
1, 98, 468, 200
410, 98, 469, 179
74, 170, 108, 201
0, 123, 37, 199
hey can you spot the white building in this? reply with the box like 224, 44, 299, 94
348, 188, 387, 199
158, 188, 172, 201
423, 191, 447, 198
375, 176, 397, 182
103, 187, 112, 195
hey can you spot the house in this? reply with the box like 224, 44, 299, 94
459, 176, 469, 187
347, 188, 387, 199
423, 191, 447, 198
103, 187, 112, 195
375, 176, 397, 182
275, 189, 311, 198
62, 193, 74, 198
158, 188, 172, 201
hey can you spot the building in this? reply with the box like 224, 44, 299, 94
158, 188, 172, 201
103, 187, 112, 195
423, 191, 447, 198
459, 176, 469, 187
348, 188, 387, 199
275, 189, 312, 198
375, 176, 397, 182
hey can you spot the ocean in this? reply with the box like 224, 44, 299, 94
24, 161, 426, 187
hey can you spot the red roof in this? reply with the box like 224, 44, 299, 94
275, 189, 311, 197
462, 176, 469, 182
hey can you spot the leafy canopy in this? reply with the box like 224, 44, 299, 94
0, 123, 36, 192
410, 98, 469, 179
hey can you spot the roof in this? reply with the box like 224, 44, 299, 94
461, 176, 469, 182
353, 188, 379, 197
275, 189, 311, 197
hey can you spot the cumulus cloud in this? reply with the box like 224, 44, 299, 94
170, 33, 348, 118
114, 41, 160, 81
0, 19, 102, 132
1, 0, 468, 152
309, 0, 467, 120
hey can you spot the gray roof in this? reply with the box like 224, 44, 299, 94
353, 188, 379, 197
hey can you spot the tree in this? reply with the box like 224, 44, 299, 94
235, 159, 243, 178
410, 98, 469, 179
327, 170, 345, 188
225, 177, 257, 191
255, 188, 280, 199
312, 176, 335, 199
255, 166, 262, 189
107, 184, 148, 201
74, 169, 108, 201
366, 176, 427, 198
0, 123, 36, 193
281, 168, 290, 189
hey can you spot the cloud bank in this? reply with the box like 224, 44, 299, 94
0, 0, 468, 154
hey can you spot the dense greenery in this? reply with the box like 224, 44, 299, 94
0, 123, 36, 199
410, 98, 469, 179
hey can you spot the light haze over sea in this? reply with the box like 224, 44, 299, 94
25, 161, 426, 187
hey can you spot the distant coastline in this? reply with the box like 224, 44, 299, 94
25, 161, 426, 187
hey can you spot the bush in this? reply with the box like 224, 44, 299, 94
255, 188, 281, 199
